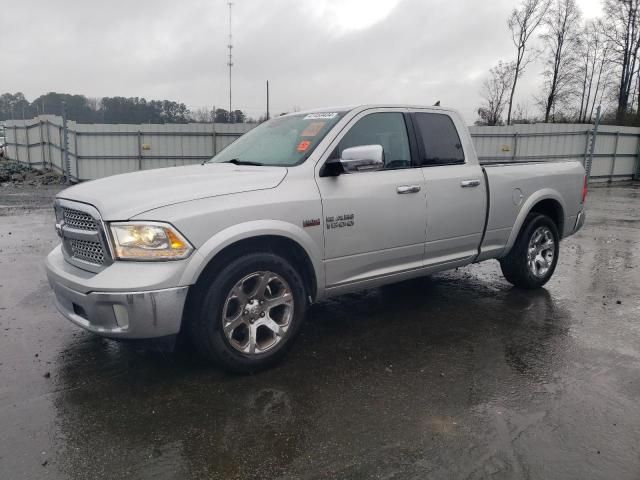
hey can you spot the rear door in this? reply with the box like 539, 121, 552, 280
409, 110, 486, 266
316, 109, 427, 288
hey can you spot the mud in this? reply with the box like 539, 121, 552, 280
0, 184, 639, 479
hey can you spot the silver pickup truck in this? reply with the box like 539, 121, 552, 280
46, 105, 587, 372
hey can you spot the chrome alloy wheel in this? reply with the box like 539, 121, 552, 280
222, 271, 294, 355
527, 226, 555, 278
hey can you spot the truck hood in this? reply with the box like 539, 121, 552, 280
57, 163, 288, 220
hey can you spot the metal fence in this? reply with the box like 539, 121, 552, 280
3, 115, 640, 182
2, 115, 255, 181
469, 123, 640, 182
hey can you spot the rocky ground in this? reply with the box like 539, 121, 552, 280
0, 160, 65, 187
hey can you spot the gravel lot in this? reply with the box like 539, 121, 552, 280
0, 183, 639, 480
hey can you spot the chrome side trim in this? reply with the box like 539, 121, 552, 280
574, 210, 585, 233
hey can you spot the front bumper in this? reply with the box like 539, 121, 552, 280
46, 245, 189, 339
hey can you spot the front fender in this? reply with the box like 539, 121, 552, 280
502, 188, 567, 256
178, 220, 325, 297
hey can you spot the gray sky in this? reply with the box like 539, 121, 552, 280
4, 0, 603, 123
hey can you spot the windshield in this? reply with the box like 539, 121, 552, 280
209, 112, 347, 167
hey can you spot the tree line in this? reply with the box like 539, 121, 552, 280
479, 0, 640, 126
0, 92, 251, 124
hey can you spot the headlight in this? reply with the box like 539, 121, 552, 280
109, 222, 193, 260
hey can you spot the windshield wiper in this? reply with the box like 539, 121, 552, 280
222, 158, 264, 166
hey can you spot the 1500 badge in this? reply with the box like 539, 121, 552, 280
326, 214, 355, 229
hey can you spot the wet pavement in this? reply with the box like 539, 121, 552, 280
0, 183, 639, 480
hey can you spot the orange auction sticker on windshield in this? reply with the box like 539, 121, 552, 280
301, 122, 325, 137
297, 140, 311, 152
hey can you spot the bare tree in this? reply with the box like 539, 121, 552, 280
540, 0, 582, 122
576, 25, 595, 121
603, 0, 640, 120
575, 21, 615, 122
588, 26, 615, 121
86, 97, 101, 113
191, 107, 214, 123
477, 61, 516, 125
507, 0, 551, 125
513, 103, 530, 122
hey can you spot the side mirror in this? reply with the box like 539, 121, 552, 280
340, 145, 384, 173
320, 144, 384, 177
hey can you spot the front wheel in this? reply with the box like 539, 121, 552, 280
189, 252, 308, 373
499, 213, 560, 289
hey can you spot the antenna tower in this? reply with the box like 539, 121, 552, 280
227, 2, 234, 121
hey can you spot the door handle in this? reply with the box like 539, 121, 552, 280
397, 185, 421, 194
460, 179, 481, 188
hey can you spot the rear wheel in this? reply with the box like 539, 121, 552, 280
499, 213, 560, 289
190, 252, 307, 373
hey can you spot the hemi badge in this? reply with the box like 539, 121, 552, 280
303, 218, 321, 228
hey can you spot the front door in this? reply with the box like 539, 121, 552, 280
316, 110, 427, 288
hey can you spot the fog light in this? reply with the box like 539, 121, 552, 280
72, 303, 87, 319
113, 304, 130, 329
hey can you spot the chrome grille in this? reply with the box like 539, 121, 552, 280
56, 200, 110, 270
62, 208, 96, 231
69, 238, 106, 265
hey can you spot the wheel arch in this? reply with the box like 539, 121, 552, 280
180, 221, 324, 303
502, 189, 566, 256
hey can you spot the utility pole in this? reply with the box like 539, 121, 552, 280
266, 80, 270, 121
227, 2, 234, 123
61, 102, 71, 185
586, 105, 601, 181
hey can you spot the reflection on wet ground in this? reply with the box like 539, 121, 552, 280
0, 184, 639, 479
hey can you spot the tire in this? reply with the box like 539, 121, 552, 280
499, 213, 560, 289
189, 252, 307, 373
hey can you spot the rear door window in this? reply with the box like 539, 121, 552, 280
412, 113, 464, 166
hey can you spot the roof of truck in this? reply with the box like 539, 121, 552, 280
292, 104, 455, 115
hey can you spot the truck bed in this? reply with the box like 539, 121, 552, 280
477, 160, 585, 261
